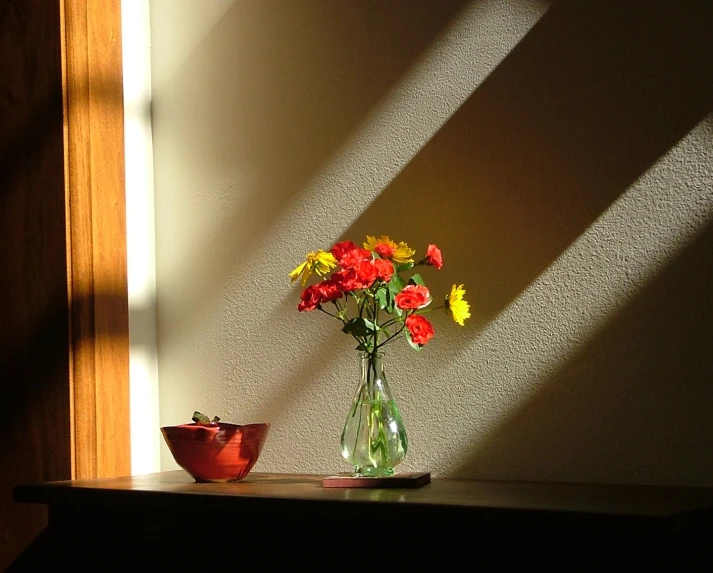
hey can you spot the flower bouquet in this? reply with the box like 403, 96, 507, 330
290, 235, 470, 477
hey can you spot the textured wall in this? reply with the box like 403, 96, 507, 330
149, 0, 713, 485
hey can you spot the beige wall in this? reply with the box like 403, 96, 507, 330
149, 0, 713, 485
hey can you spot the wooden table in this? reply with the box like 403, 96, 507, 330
10, 471, 713, 569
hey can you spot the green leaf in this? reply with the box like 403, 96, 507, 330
364, 318, 378, 332
374, 287, 389, 310
389, 273, 407, 294
342, 317, 378, 337
394, 261, 415, 273
409, 273, 425, 287
385, 290, 395, 313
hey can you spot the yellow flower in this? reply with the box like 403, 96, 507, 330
289, 250, 338, 286
363, 235, 415, 264
445, 284, 471, 326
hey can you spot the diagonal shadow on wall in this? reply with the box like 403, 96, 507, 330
233, 0, 713, 436
151, 0, 472, 342
322, 0, 713, 482
453, 216, 713, 486
340, 0, 713, 334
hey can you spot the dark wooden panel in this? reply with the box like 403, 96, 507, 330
0, 0, 72, 570
1, 0, 130, 568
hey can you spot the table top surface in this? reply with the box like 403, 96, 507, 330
13, 470, 713, 519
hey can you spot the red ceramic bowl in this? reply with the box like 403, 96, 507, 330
161, 422, 270, 482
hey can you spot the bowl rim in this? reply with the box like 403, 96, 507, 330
160, 421, 270, 432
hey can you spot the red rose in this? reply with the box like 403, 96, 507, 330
395, 284, 431, 309
331, 241, 358, 262
405, 315, 435, 346
373, 259, 394, 282
374, 243, 396, 260
354, 261, 378, 289
318, 279, 343, 303
297, 284, 322, 311
339, 246, 372, 269
425, 244, 443, 270
331, 269, 361, 292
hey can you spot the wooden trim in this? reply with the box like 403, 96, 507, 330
60, 0, 131, 479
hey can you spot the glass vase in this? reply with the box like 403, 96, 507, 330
340, 352, 408, 477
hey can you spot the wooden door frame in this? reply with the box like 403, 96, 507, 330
61, 0, 131, 479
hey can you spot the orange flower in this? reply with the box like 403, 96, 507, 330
425, 244, 443, 269
373, 259, 394, 282
405, 315, 435, 346
395, 284, 431, 310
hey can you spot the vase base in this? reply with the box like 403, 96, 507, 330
322, 472, 431, 489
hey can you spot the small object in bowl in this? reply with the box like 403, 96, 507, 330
161, 418, 270, 483
191, 411, 220, 425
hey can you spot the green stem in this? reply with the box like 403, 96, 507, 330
373, 301, 380, 352
367, 357, 377, 465
317, 307, 341, 320
375, 324, 406, 350
380, 317, 403, 329
358, 293, 368, 318
416, 304, 444, 313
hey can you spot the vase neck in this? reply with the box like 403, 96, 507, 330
360, 352, 385, 367
359, 352, 387, 389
